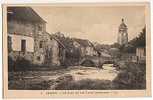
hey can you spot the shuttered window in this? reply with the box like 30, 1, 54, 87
21, 39, 26, 52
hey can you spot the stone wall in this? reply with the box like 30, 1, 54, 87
8, 19, 45, 37
33, 33, 50, 65
33, 33, 62, 66
50, 39, 60, 66
8, 20, 34, 36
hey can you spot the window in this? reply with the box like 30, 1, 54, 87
39, 41, 43, 48
37, 56, 41, 61
38, 25, 42, 31
21, 39, 26, 52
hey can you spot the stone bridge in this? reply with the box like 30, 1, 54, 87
79, 55, 116, 67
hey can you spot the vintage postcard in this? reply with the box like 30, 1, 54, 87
3, 2, 151, 98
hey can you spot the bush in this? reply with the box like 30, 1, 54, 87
8, 55, 69, 71
8, 56, 15, 71
14, 57, 32, 71
112, 62, 146, 89
53, 78, 112, 90
28, 80, 50, 90
8, 80, 51, 90
8, 80, 26, 90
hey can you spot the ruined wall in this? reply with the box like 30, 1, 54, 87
59, 47, 66, 66
33, 34, 49, 65
33, 34, 62, 66
50, 39, 60, 66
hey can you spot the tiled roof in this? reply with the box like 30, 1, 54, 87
7, 7, 46, 23
73, 38, 91, 47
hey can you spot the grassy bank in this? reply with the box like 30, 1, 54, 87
8, 62, 146, 90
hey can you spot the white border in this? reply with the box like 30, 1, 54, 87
0, 0, 152, 99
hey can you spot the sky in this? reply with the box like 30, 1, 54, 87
32, 6, 145, 44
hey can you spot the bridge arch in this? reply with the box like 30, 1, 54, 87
80, 58, 96, 67
102, 60, 115, 64
79, 56, 117, 68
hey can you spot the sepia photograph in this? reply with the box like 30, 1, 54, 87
3, 2, 151, 98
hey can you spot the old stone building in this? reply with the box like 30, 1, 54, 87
7, 7, 43, 62
73, 39, 97, 57
7, 7, 65, 67
117, 18, 128, 45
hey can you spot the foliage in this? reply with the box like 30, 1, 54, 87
8, 62, 146, 90
110, 43, 121, 48
129, 27, 146, 47
8, 80, 51, 90
53, 32, 81, 66
8, 56, 15, 71
53, 79, 112, 90
8, 56, 33, 71
109, 47, 121, 59
112, 62, 146, 89
14, 56, 32, 71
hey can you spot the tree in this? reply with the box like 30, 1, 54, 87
129, 27, 146, 47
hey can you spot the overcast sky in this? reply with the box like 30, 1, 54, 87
32, 6, 145, 44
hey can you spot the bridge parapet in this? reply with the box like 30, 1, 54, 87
79, 55, 115, 67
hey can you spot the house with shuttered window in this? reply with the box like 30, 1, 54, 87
7, 7, 65, 67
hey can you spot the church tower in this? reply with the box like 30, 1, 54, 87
118, 18, 128, 45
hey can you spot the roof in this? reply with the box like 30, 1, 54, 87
109, 48, 120, 52
73, 38, 91, 47
7, 7, 46, 23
